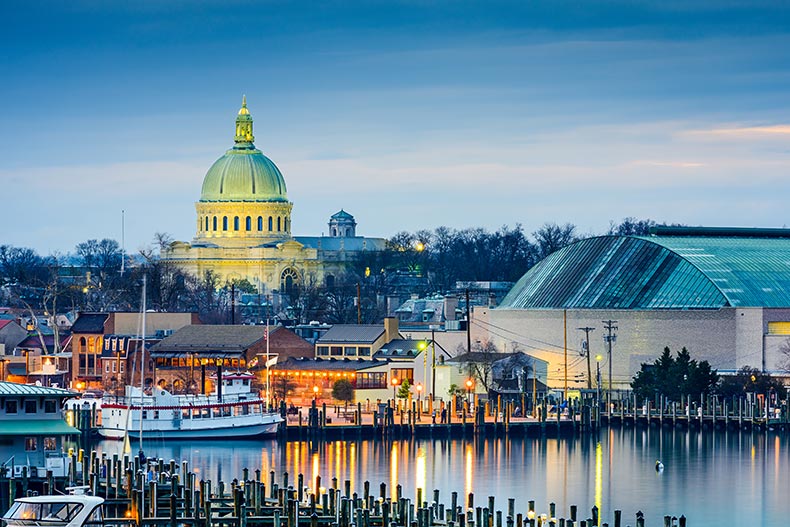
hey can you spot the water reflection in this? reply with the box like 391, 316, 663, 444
96, 428, 790, 525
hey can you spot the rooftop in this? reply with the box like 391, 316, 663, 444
499, 227, 790, 310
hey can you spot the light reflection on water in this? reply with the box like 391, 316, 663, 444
97, 428, 790, 526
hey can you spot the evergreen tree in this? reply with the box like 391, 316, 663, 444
631, 346, 719, 402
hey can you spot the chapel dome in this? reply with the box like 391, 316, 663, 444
199, 97, 288, 203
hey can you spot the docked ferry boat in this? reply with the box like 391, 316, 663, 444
98, 372, 282, 440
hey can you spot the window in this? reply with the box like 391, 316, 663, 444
43, 437, 57, 451
234, 216, 239, 231
223, 217, 228, 231
44, 400, 57, 413
205, 217, 209, 231
112, 362, 116, 373
5, 400, 17, 414
246, 216, 251, 231
120, 363, 124, 373
317, 346, 329, 357
344, 346, 356, 357
25, 437, 37, 451
213, 216, 218, 231
358, 346, 371, 357
25, 400, 37, 414
105, 362, 110, 373
257, 216, 263, 231
268, 216, 273, 231
330, 346, 342, 357
357, 372, 387, 389
277, 217, 281, 232
392, 368, 414, 384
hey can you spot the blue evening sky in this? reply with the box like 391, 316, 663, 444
2, 1, 790, 254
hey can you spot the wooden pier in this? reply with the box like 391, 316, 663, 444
1, 450, 686, 527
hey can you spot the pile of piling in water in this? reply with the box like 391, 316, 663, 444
2, 450, 687, 527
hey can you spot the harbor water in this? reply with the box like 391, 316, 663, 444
94, 427, 790, 526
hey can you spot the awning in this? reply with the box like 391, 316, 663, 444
0, 419, 80, 436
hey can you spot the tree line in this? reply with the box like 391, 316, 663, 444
0, 217, 662, 324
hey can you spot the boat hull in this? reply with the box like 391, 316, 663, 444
98, 419, 281, 440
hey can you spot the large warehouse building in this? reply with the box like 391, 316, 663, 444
473, 227, 790, 391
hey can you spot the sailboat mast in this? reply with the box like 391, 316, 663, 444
139, 274, 147, 453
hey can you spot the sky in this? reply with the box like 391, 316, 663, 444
2, 1, 790, 255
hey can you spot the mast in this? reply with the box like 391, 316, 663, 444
139, 274, 147, 454
265, 306, 270, 411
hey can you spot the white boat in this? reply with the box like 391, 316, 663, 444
2, 491, 104, 527
98, 371, 283, 440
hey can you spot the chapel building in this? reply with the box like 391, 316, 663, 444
163, 97, 386, 295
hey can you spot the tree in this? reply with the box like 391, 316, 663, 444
717, 367, 787, 400
332, 379, 355, 406
631, 346, 719, 402
607, 218, 656, 236
532, 223, 578, 260
272, 374, 297, 403
397, 378, 411, 399
457, 340, 501, 393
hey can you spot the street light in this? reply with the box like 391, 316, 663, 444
391, 377, 400, 406
415, 383, 423, 418
595, 355, 603, 411
465, 378, 474, 407
312, 385, 319, 401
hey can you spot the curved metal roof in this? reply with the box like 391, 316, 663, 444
499, 233, 790, 310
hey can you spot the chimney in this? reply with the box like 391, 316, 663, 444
443, 295, 459, 321
384, 317, 399, 343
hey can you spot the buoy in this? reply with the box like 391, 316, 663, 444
655, 460, 664, 472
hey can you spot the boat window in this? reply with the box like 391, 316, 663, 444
7, 502, 85, 523
192, 408, 200, 419
243, 379, 249, 386
182, 409, 190, 419
5, 400, 17, 414
25, 437, 37, 451
44, 400, 57, 413
43, 437, 57, 451
202, 408, 211, 419
25, 400, 37, 414
142, 411, 148, 419
242, 404, 249, 415
154, 411, 160, 419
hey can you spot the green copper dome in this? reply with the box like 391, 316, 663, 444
200, 97, 288, 202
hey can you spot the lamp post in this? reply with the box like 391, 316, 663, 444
312, 385, 319, 402
595, 355, 603, 412
391, 377, 399, 408
465, 378, 474, 413
415, 383, 423, 419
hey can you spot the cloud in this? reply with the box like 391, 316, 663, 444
685, 124, 790, 140
630, 160, 706, 168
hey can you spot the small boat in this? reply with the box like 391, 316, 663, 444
98, 371, 283, 440
2, 489, 104, 527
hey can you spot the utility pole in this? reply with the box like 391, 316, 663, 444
466, 289, 473, 379
563, 310, 568, 399
577, 326, 596, 389
602, 320, 618, 411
